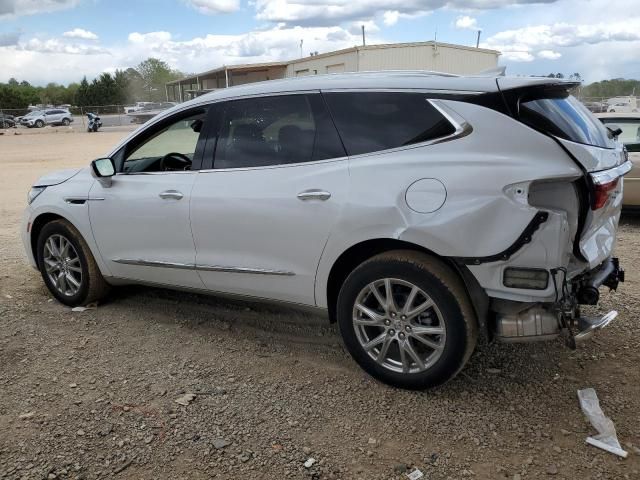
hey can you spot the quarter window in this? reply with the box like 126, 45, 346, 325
601, 119, 640, 152
323, 92, 457, 156
213, 94, 345, 169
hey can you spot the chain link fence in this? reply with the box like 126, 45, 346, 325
0, 105, 146, 130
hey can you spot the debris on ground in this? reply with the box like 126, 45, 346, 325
213, 438, 230, 449
406, 467, 424, 479
577, 388, 628, 458
18, 412, 35, 420
304, 458, 315, 468
174, 393, 196, 406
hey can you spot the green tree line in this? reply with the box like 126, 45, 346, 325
0, 58, 182, 110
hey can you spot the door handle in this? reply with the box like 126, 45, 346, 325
159, 190, 184, 200
297, 189, 331, 201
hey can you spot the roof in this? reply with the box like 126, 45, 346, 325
287, 41, 500, 66
167, 61, 288, 85
175, 71, 577, 104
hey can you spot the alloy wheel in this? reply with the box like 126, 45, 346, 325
352, 278, 446, 374
43, 234, 83, 297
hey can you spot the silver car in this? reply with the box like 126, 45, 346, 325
22, 72, 629, 389
21, 108, 73, 128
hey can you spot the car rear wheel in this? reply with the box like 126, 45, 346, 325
62, 118, 70, 126
37, 219, 110, 306
35, 120, 44, 128
337, 250, 477, 389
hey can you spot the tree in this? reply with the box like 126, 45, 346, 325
135, 58, 182, 101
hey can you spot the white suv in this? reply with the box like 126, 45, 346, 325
22, 72, 629, 389
21, 109, 73, 128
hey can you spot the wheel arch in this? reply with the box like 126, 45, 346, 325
324, 238, 489, 335
30, 212, 66, 262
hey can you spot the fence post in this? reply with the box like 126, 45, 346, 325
80, 106, 85, 129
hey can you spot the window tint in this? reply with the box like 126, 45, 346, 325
122, 110, 206, 173
213, 94, 345, 169
519, 93, 614, 149
323, 92, 457, 156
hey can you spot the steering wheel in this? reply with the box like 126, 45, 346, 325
159, 152, 192, 171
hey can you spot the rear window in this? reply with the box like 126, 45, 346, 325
519, 93, 614, 148
324, 92, 456, 156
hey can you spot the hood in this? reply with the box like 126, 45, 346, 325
34, 168, 82, 187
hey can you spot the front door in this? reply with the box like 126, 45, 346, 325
89, 107, 209, 289
191, 93, 349, 305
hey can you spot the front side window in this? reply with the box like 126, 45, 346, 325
122, 110, 206, 173
213, 94, 345, 169
519, 93, 615, 149
323, 92, 457, 156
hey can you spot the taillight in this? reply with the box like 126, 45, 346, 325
592, 178, 618, 210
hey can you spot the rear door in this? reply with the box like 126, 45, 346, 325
190, 93, 348, 305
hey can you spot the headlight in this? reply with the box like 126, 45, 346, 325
27, 186, 46, 204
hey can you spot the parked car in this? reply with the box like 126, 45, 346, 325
22, 72, 629, 389
582, 101, 607, 113
124, 102, 154, 114
20, 109, 74, 128
0, 113, 16, 128
608, 102, 638, 113
597, 113, 640, 209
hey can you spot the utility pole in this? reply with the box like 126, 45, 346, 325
300, 39, 304, 58
476, 30, 481, 48
362, 25, 366, 46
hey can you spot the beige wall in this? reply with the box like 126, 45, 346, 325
286, 51, 358, 77
284, 44, 499, 78
230, 66, 286, 86
357, 44, 498, 74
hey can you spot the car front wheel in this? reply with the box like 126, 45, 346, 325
37, 219, 110, 306
337, 250, 477, 389
62, 118, 71, 126
35, 120, 44, 128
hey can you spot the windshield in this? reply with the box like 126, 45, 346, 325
519, 93, 615, 149
26, 111, 41, 117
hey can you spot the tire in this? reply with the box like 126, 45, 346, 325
35, 120, 44, 128
92, 124, 98, 132
609, 109, 615, 113
62, 118, 70, 126
36, 219, 110, 306
337, 250, 478, 389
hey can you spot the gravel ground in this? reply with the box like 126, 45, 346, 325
1, 131, 639, 480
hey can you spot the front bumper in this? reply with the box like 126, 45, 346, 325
21, 207, 37, 269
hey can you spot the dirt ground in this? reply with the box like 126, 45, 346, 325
1, 128, 639, 480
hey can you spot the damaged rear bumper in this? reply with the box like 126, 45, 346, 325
492, 256, 624, 345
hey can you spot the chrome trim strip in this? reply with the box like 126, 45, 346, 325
591, 160, 633, 185
112, 258, 194, 269
196, 265, 295, 276
111, 258, 295, 276
64, 197, 105, 203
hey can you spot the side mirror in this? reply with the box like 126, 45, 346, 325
91, 158, 115, 187
91, 158, 115, 177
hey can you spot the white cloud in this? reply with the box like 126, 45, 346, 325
537, 49, 561, 59
0, 25, 382, 85
183, 0, 240, 14
0, 0, 80, 18
63, 28, 98, 40
253, 0, 524, 27
483, 19, 640, 62
21, 37, 107, 55
455, 15, 478, 30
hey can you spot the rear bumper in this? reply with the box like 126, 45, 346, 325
492, 256, 624, 344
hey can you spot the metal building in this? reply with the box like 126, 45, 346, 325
166, 41, 500, 102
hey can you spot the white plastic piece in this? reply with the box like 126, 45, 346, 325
577, 388, 628, 458
406, 468, 424, 479
304, 458, 315, 468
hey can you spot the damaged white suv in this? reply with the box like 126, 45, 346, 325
22, 72, 629, 389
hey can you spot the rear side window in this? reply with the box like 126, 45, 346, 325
519, 93, 614, 149
323, 92, 456, 156
213, 94, 345, 169
601, 118, 640, 152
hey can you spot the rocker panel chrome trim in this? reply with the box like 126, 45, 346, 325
111, 258, 295, 276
